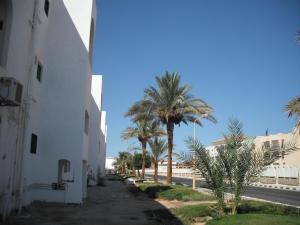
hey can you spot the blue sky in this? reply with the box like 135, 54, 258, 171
93, 0, 300, 157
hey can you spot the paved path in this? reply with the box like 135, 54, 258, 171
3, 175, 182, 225
156, 175, 300, 207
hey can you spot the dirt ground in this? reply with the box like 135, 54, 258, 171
157, 199, 216, 209
1, 175, 183, 225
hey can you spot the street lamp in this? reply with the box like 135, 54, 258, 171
192, 120, 197, 190
192, 114, 208, 190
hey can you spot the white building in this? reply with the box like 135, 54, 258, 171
105, 157, 116, 171
0, 0, 106, 218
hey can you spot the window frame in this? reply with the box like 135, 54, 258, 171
30, 133, 38, 154
36, 61, 43, 82
44, 0, 50, 17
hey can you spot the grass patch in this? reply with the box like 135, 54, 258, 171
173, 204, 216, 225
138, 183, 215, 201
237, 200, 300, 215
172, 200, 300, 225
206, 214, 300, 225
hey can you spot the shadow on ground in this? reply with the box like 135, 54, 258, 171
1, 175, 183, 225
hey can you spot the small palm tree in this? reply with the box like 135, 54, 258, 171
148, 137, 168, 182
114, 152, 131, 174
285, 95, 300, 134
126, 72, 216, 183
121, 119, 164, 178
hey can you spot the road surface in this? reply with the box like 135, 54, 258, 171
155, 175, 300, 207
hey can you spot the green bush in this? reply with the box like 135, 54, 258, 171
138, 184, 215, 201
237, 200, 300, 216
173, 205, 216, 225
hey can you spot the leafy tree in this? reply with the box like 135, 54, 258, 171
126, 72, 216, 183
148, 137, 168, 182
121, 119, 164, 178
285, 95, 300, 134
133, 152, 151, 177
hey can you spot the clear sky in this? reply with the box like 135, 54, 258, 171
93, 0, 300, 157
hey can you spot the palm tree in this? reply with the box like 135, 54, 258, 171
148, 137, 168, 182
121, 119, 164, 179
126, 72, 216, 183
285, 95, 300, 134
114, 152, 131, 174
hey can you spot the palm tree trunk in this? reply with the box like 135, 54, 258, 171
141, 141, 147, 179
154, 162, 158, 182
166, 122, 174, 184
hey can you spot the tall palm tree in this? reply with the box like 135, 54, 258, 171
126, 72, 216, 183
121, 119, 164, 178
285, 95, 300, 134
148, 137, 168, 182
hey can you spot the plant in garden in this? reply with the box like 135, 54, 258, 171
126, 72, 216, 183
148, 137, 168, 182
185, 138, 226, 214
185, 119, 299, 215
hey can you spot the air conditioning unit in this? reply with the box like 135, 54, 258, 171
0, 77, 23, 106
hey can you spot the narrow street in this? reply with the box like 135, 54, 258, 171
2, 176, 182, 225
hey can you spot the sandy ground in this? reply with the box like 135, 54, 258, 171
157, 199, 216, 209
1, 175, 183, 225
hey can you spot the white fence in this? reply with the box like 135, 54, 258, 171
145, 165, 300, 187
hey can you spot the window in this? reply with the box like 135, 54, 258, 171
0, 20, 3, 30
263, 141, 270, 149
271, 140, 280, 148
281, 139, 284, 148
58, 159, 71, 183
84, 110, 89, 135
30, 133, 38, 154
36, 61, 43, 82
44, 0, 50, 17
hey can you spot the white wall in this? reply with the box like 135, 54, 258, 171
0, 0, 98, 216
88, 75, 105, 180
99, 111, 107, 175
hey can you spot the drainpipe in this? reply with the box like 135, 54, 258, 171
17, 0, 40, 214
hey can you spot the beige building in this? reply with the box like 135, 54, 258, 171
255, 132, 300, 166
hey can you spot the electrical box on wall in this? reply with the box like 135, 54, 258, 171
0, 77, 23, 106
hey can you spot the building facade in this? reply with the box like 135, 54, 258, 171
0, 0, 106, 218
255, 132, 300, 166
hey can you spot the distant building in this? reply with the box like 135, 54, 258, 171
105, 157, 116, 171
206, 132, 300, 166
255, 133, 300, 166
